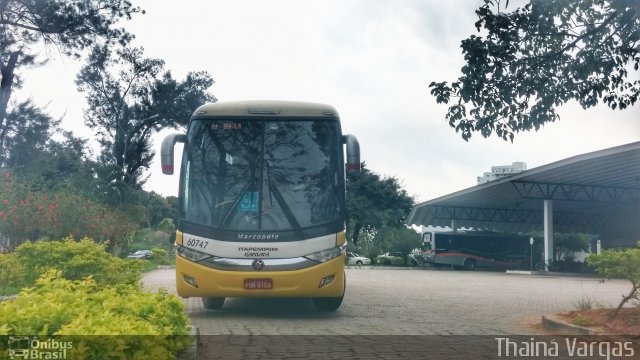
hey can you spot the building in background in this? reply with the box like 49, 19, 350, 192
477, 162, 527, 184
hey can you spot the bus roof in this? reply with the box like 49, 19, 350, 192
192, 100, 339, 119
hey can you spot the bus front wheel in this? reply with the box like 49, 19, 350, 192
313, 296, 343, 311
463, 258, 476, 271
202, 297, 225, 310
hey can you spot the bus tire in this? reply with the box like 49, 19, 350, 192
313, 296, 343, 311
202, 297, 225, 310
463, 258, 476, 271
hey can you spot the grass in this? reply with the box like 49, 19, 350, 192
573, 295, 607, 312
571, 314, 594, 327
0, 285, 22, 297
574, 296, 594, 311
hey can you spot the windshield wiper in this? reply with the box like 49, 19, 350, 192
266, 163, 302, 234
219, 183, 250, 230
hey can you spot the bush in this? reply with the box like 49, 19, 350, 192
151, 247, 170, 265
573, 296, 594, 311
6, 237, 144, 290
0, 253, 22, 295
0, 173, 137, 253
0, 270, 190, 358
157, 218, 175, 233
587, 247, 640, 319
130, 228, 173, 252
572, 314, 594, 327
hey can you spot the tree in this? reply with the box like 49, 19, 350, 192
0, 101, 102, 198
76, 45, 215, 193
347, 163, 414, 246
377, 226, 421, 265
0, 0, 143, 158
39, 131, 99, 195
553, 232, 590, 262
587, 247, 640, 319
143, 191, 177, 229
1, 100, 60, 171
429, 0, 640, 142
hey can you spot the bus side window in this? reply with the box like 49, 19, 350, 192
436, 242, 448, 252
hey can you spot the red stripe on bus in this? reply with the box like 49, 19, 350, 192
435, 252, 516, 266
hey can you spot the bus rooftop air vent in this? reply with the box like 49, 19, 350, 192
248, 106, 281, 115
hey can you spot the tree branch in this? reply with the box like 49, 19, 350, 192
519, 13, 620, 67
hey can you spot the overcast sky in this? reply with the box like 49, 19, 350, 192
15, 0, 640, 204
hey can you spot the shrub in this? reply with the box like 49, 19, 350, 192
572, 314, 594, 327
587, 247, 640, 319
573, 296, 593, 311
151, 247, 171, 265
0, 270, 190, 358
130, 228, 173, 252
0, 253, 23, 295
0, 173, 137, 253
157, 217, 175, 233
7, 237, 144, 290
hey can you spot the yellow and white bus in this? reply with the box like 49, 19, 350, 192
161, 101, 360, 311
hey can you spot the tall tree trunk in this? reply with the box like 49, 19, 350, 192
609, 283, 639, 320
0, 51, 19, 163
0, 52, 20, 164
352, 222, 363, 246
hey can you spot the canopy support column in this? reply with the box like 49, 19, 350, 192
544, 199, 554, 271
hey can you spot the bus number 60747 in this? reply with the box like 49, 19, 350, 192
186, 238, 209, 249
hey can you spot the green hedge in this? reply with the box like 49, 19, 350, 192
0, 270, 190, 358
0, 237, 192, 358
2, 237, 143, 290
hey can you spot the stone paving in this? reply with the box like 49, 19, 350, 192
143, 267, 630, 336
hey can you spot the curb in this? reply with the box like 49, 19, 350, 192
0, 295, 17, 302
506, 270, 601, 279
506, 270, 539, 275
345, 265, 423, 270
541, 314, 597, 335
178, 326, 200, 360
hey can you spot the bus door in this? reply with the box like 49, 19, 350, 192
421, 233, 435, 263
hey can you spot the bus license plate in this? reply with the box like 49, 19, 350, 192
244, 278, 273, 290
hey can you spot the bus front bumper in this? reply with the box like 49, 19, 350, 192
175, 255, 345, 298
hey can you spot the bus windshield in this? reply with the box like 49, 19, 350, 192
181, 119, 344, 237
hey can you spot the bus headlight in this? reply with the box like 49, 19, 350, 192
304, 244, 346, 263
177, 246, 213, 262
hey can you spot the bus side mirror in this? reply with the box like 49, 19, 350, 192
344, 134, 360, 176
161, 133, 187, 175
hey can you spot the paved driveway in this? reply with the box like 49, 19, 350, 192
143, 267, 629, 336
